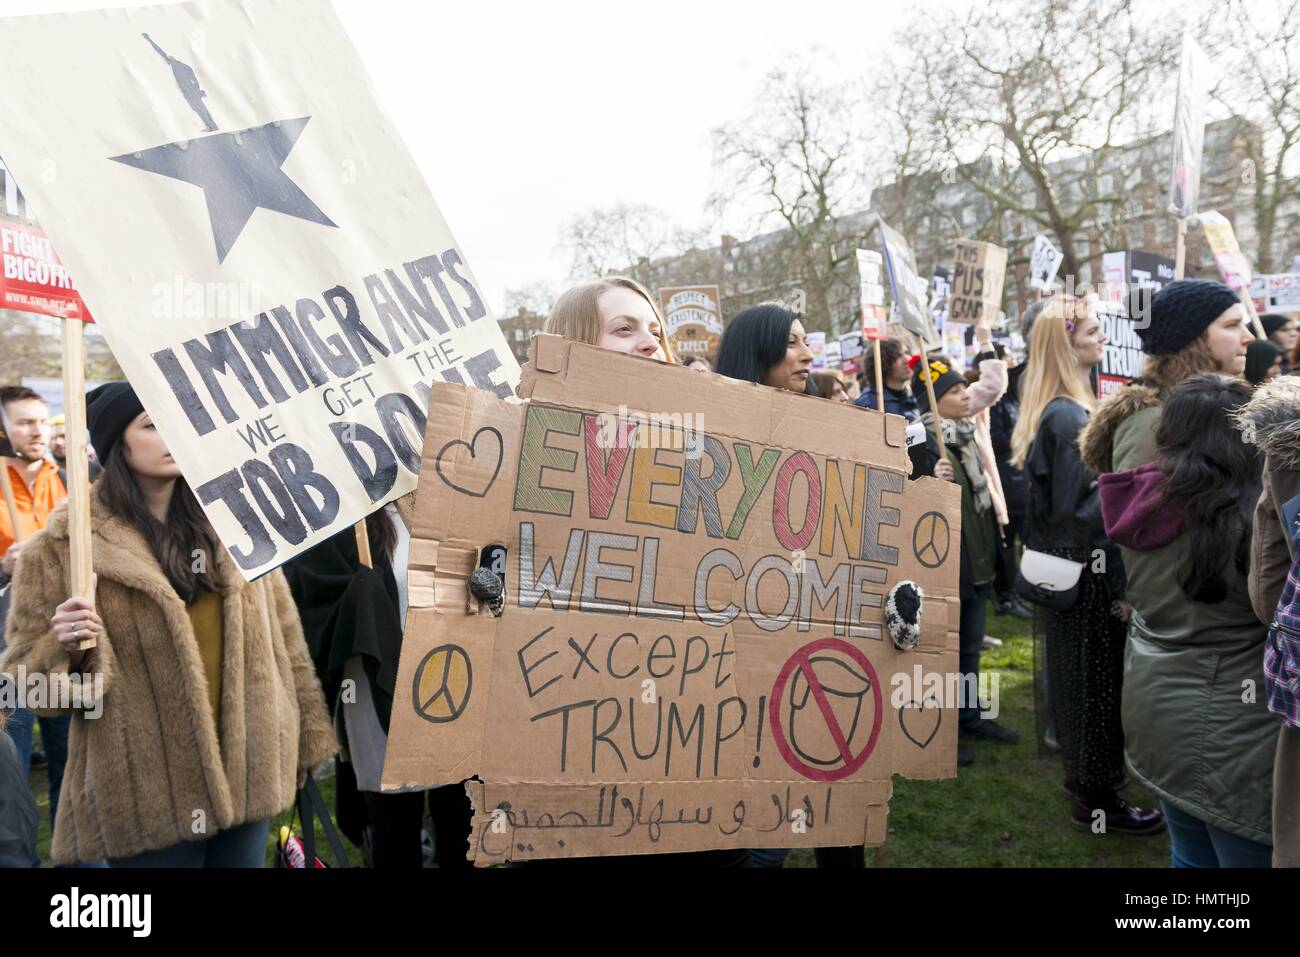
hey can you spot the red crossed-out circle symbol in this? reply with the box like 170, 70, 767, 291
768, 637, 883, 782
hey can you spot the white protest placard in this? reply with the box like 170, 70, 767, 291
878, 222, 936, 346
0, 0, 520, 580
1249, 274, 1300, 312
857, 248, 888, 339
1028, 234, 1064, 292
1168, 32, 1209, 219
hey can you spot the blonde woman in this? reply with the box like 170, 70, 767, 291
543, 276, 676, 363
1012, 295, 1164, 837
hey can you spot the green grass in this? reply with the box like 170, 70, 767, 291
783, 608, 1171, 867
29, 605, 1171, 868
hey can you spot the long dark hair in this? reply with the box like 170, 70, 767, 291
95, 443, 219, 604
364, 508, 396, 567
714, 304, 815, 394
1155, 373, 1260, 603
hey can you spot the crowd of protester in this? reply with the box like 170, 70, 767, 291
2, 277, 1298, 870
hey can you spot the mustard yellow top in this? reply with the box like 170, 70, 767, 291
187, 589, 225, 734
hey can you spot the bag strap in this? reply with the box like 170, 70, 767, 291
297, 776, 350, 868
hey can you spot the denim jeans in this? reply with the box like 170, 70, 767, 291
107, 818, 272, 868
3, 709, 70, 828
1162, 802, 1272, 869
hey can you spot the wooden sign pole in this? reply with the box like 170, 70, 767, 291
62, 316, 96, 651
354, 520, 372, 568
915, 333, 947, 463
1173, 218, 1188, 279
872, 338, 885, 413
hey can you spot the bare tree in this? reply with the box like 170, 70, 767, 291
558, 203, 702, 289
0, 310, 122, 386
1208, 0, 1300, 273
501, 280, 558, 318
889, 0, 1180, 282
709, 59, 875, 333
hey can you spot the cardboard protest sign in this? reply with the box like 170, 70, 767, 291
856, 249, 888, 339
1250, 274, 1300, 314
382, 335, 962, 863
0, 160, 92, 321
0, 0, 519, 580
949, 240, 1007, 327
1028, 234, 1064, 292
879, 223, 935, 346
1095, 250, 1172, 398
1168, 33, 1209, 219
659, 285, 723, 360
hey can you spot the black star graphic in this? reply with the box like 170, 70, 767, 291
110, 116, 336, 263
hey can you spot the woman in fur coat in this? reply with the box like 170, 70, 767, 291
0, 383, 336, 866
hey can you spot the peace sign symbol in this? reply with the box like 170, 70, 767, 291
912, 510, 950, 569
412, 644, 473, 724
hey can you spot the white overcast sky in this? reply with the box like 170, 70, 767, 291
0, 0, 911, 311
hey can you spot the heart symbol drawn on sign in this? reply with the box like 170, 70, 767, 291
435, 427, 504, 498
898, 697, 941, 749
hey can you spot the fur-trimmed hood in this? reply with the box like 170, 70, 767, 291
1235, 375, 1300, 469
1078, 383, 1161, 475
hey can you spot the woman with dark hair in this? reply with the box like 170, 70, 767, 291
284, 507, 472, 869
0, 383, 336, 866
714, 303, 814, 394
1099, 374, 1274, 866
716, 304, 861, 869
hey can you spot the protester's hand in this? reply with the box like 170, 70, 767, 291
975, 316, 993, 347
934, 459, 955, 482
1115, 599, 1134, 624
51, 596, 102, 651
297, 764, 317, 790
1, 540, 22, 578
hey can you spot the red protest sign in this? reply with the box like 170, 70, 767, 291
0, 218, 92, 321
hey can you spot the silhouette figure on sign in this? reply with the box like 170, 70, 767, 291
143, 33, 217, 132
111, 34, 337, 263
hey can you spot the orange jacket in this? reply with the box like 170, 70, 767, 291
0, 460, 67, 558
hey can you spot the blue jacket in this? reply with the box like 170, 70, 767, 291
854, 385, 920, 422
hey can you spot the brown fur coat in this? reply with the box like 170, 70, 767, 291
0, 496, 337, 864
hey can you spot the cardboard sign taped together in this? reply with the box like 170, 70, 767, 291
0, 0, 520, 580
382, 334, 962, 863
949, 240, 1007, 326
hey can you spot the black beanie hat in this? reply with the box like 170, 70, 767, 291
1137, 279, 1241, 356
86, 382, 144, 464
1245, 338, 1283, 385
1261, 313, 1291, 339
911, 355, 965, 412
